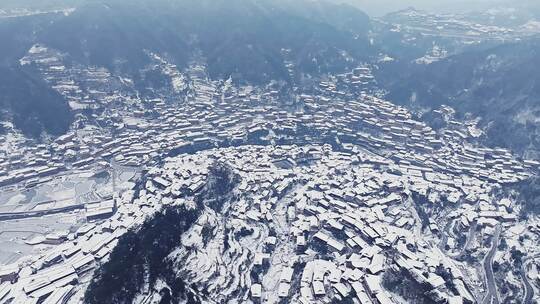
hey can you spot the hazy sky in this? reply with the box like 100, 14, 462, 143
342, 0, 536, 16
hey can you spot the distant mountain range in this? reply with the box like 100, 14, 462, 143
342, 0, 540, 17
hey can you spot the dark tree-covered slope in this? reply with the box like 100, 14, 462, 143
0, 66, 73, 137
379, 38, 540, 155
85, 162, 239, 304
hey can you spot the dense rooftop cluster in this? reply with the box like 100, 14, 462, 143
1, 43, 540, 304
146, 143, 525, 303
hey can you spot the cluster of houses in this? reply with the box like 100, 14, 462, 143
141, 143, 530, 304
385, 8, 517, 39
0, 46, 539, 304
0, 159, 209, 303
1, 51, 533, 196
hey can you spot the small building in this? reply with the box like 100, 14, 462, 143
250, 284, 262, 299
278, 282, 291, 298
312, 280, 325, 296
280, 267, 294, 283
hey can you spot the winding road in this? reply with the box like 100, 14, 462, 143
438, 219, 477, 259
521, 254, 540, 304
482, 225, 501, 304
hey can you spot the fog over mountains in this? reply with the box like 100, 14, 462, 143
2, 0, 539, 157
0, 0, 374, 136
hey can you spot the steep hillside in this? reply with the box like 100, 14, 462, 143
0, 66, 73, 137
37, 0, 373, 82
380, 38, 540, 155
0, 0, 374, 137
